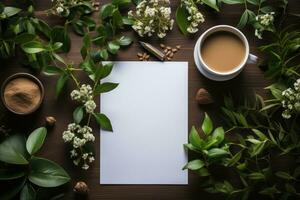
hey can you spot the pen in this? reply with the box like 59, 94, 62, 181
139, 41, 166, 61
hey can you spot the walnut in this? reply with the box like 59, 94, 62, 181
45, 116, 56, 127
195, 88, 214, 105
73, 181, 89, 194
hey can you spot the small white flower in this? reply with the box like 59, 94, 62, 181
281, 79, 300, 119
62, 131, 74, 142
181, 0, 204, 34
83, 133, 95, 142
84, 100, 96, 113
62, 122, 96, 170
56, 6, 64, 14
255, 29, 262, 39
73, 159, 80, 166
88, 156, 95, 163
70, 149, 78, 158
82, 163, 89, 170
128, 0, 174, 38
82, 153, 89, 160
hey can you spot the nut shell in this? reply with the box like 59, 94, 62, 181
74, 181, 89, 194
195, 88, 214, 105
45, 116, 56, 127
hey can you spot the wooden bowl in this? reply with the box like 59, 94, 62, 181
1, 73, 45, 115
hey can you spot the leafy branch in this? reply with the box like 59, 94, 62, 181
0, 128, 70, 199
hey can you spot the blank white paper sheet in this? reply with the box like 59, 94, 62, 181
100, 61, 188, 185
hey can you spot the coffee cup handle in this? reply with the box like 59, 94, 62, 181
247, 54, 259, 64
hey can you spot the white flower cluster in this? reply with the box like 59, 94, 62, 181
128, 0, 174, 38
281, 79, 300, 119
63, 123, 95, 170
50, 0, 92, 17
254, 12, 275, 39
181, 0, 205, 33
71, 84, 96, 114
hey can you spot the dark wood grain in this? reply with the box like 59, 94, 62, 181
1, 0, 300, 199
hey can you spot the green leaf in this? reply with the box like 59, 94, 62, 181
266, 83, 286, 100
214, 181, 234, 194
100, 4, 115, 19
50, 26, 71, 53
248, 172, 265, 180
14, 33, 36, 44
234, 113, 248, 127
51, 42, 63, 51
20, 183, 36, 200
118, 36, 132, 46
183, 143, 199, 152
28, 157, 70, 187
221, 0, 244, 4
3, 7, 21, 17
43, 65, 64, 76
197, 167, 210, 177
0, 134, 29, 165
183, 159, 205, 170
99, 49, 109, 60
202, 0, 219, 11
36, 19, 52, 38
96, 82, 119, 94
55, 74, 69, 97
226, 151, 242, 167
80, 46, 88, 59
247, 0, 259, 5
81, 16, 96, 30
112, 0, 132, 7
107, 41, 120, 54
73, 106, 84, 124
260, 6, 275, 14
122, 16, 133, 25
212, 127, 225, 145
0, 168, 25, 180
83, 33, 91, 47
202, 113, 213, 135
237, 10, 249, 29
22, 41, 45, 54
72, 21, 85, 36
248, 139, 267, 157
203, 138, 218, 150
189, 126, 203, 149
207, 148, 229, 159
176, 5, 189, 35
112, 9, 124, 28
260, 103, 280, 112
259, 185, 280, 198
93, 113, 113, 131
252, 129, 267, 141
275, 171, 295, 180
52, 53, 66, 65
99, 62, 114, 79
26, 127, 47, 155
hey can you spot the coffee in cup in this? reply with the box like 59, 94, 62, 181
194, 25, 258, 81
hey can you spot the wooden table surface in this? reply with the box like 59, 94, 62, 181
1, 0, 300, 199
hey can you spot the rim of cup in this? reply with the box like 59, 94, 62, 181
197, 25, 250, 76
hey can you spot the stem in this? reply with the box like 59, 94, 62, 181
87, 114, 92, 126
257, 0, 261, 15
64, 64, 80, 88
225, 125, 283, 134
244, 0, 248, 10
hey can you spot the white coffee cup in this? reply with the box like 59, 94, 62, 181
194, 25, 258, 81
